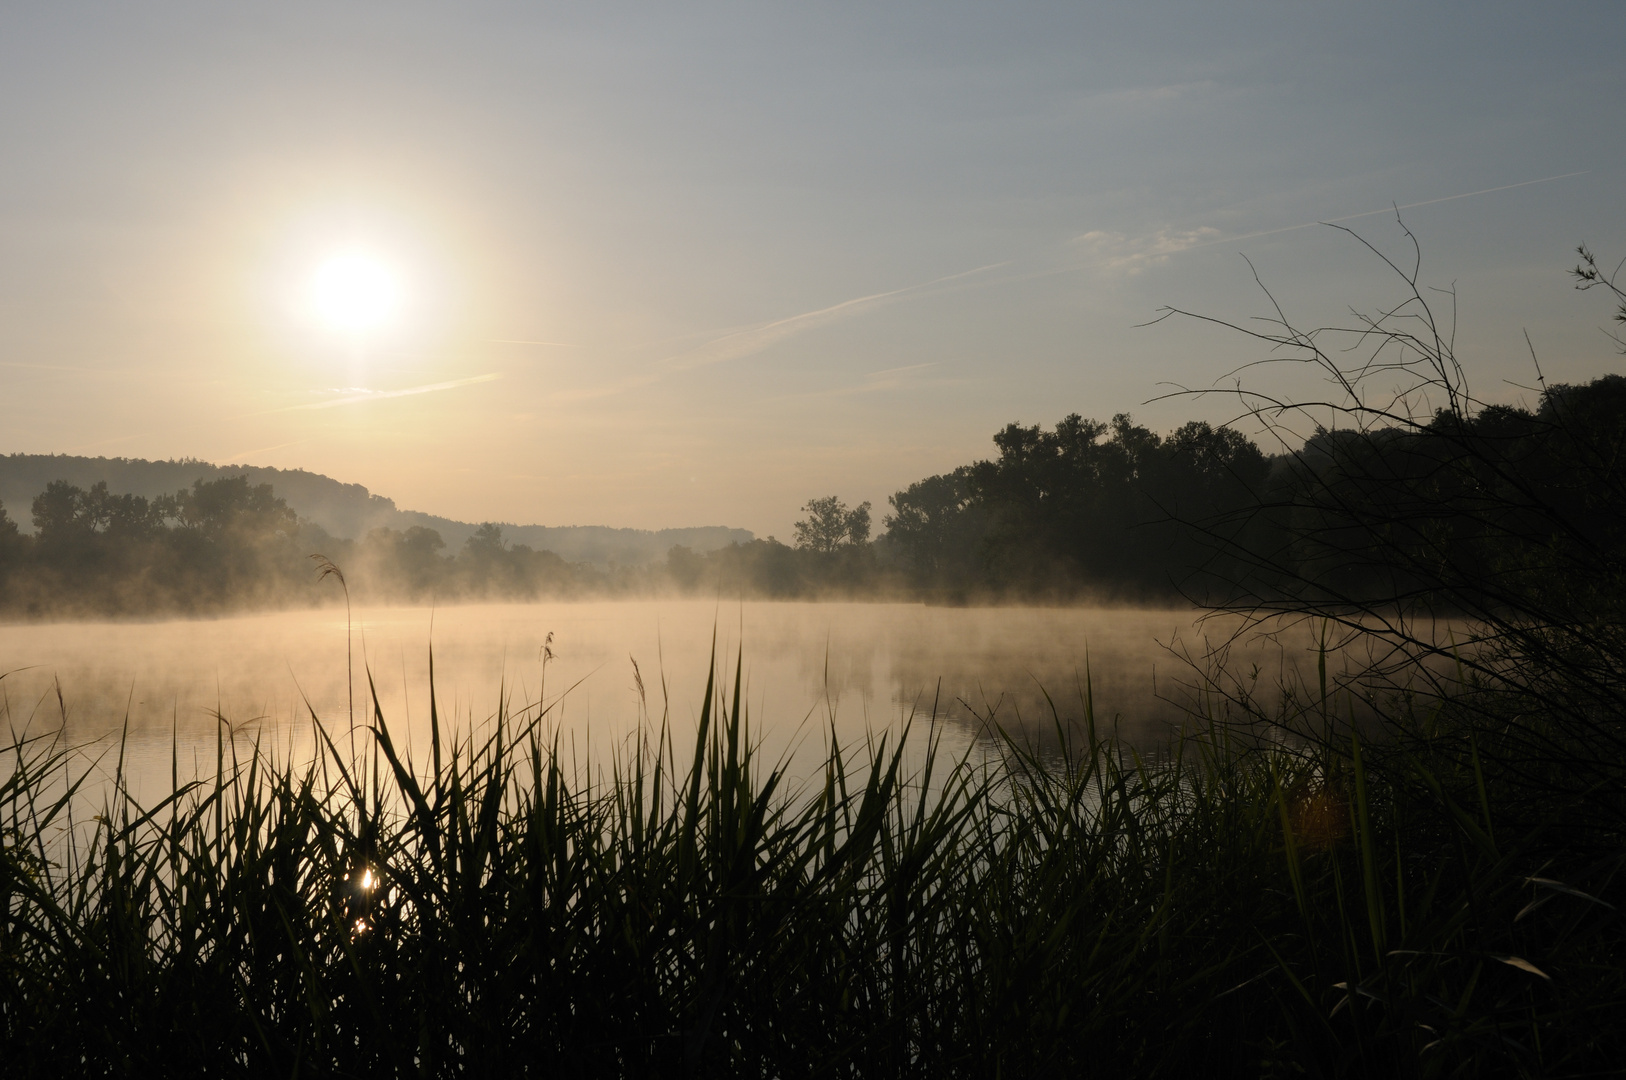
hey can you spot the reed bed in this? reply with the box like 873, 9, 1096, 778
1, 644, 1622, 1078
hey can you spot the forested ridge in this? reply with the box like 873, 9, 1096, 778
0, 454, 751, 568
0, 476, 608, 615
2, 371, 1621, 615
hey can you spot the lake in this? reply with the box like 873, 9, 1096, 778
0, 600, 1319, 800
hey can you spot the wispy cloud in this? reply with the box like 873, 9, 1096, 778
762, 362, 956, 405
1, 360, 116, 373
537, 370, 664, 406
665, 263, 1008, 371
541, 265, 1004, 407
849, 362, 937, 392
1065, 171, 1590, 279
530, 170, 1589, 409
1193, 171, 1592, 249
219, 438, 312, 462
1072, 226, 1223, 274
290, 373, 501, 411
62, 373, 505, 453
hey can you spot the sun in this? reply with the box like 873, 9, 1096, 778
306, 251, 404, 334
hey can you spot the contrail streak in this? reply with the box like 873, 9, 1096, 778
1194, 171, 1591, 250
0, 360, 103, 372
290, 373, 501, 410
666, 261, 1009, 370
219, 438, 312, 462
60, 374, 502, 453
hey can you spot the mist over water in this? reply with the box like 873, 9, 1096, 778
1, 601, 1330, 801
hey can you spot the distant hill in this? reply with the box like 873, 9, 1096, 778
0, 454, 753, 567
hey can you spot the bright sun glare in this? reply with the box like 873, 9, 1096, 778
307, 251, 403, 334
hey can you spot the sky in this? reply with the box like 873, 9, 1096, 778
0, 2, 1622, 540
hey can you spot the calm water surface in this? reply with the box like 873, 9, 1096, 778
0, 601, 1317, 800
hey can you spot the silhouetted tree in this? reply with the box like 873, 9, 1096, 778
875, 411, 1271, 600
464, 522, 506, 555
1573, 243, 1626, 353
0, 499, 21, 583
1155, 221, 1626, 852
356, 526, 452, 598
31, 480, 95, 543
157, 475, 297, 542
794, 497, 871, 553
666, 544, 704, 589
399, 526, 448, 591
883, 467, 984, 589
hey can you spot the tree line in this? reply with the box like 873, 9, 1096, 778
674, 373, 1626, 609
658, 413, 1268, 602
2, 373, 1621, 615
0, 478, 620, 616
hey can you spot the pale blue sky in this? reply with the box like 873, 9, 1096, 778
0, 2, 1621, 537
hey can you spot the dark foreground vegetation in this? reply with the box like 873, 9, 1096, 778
1, 228, 1623, 1076
2, 639, 1618, 1079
